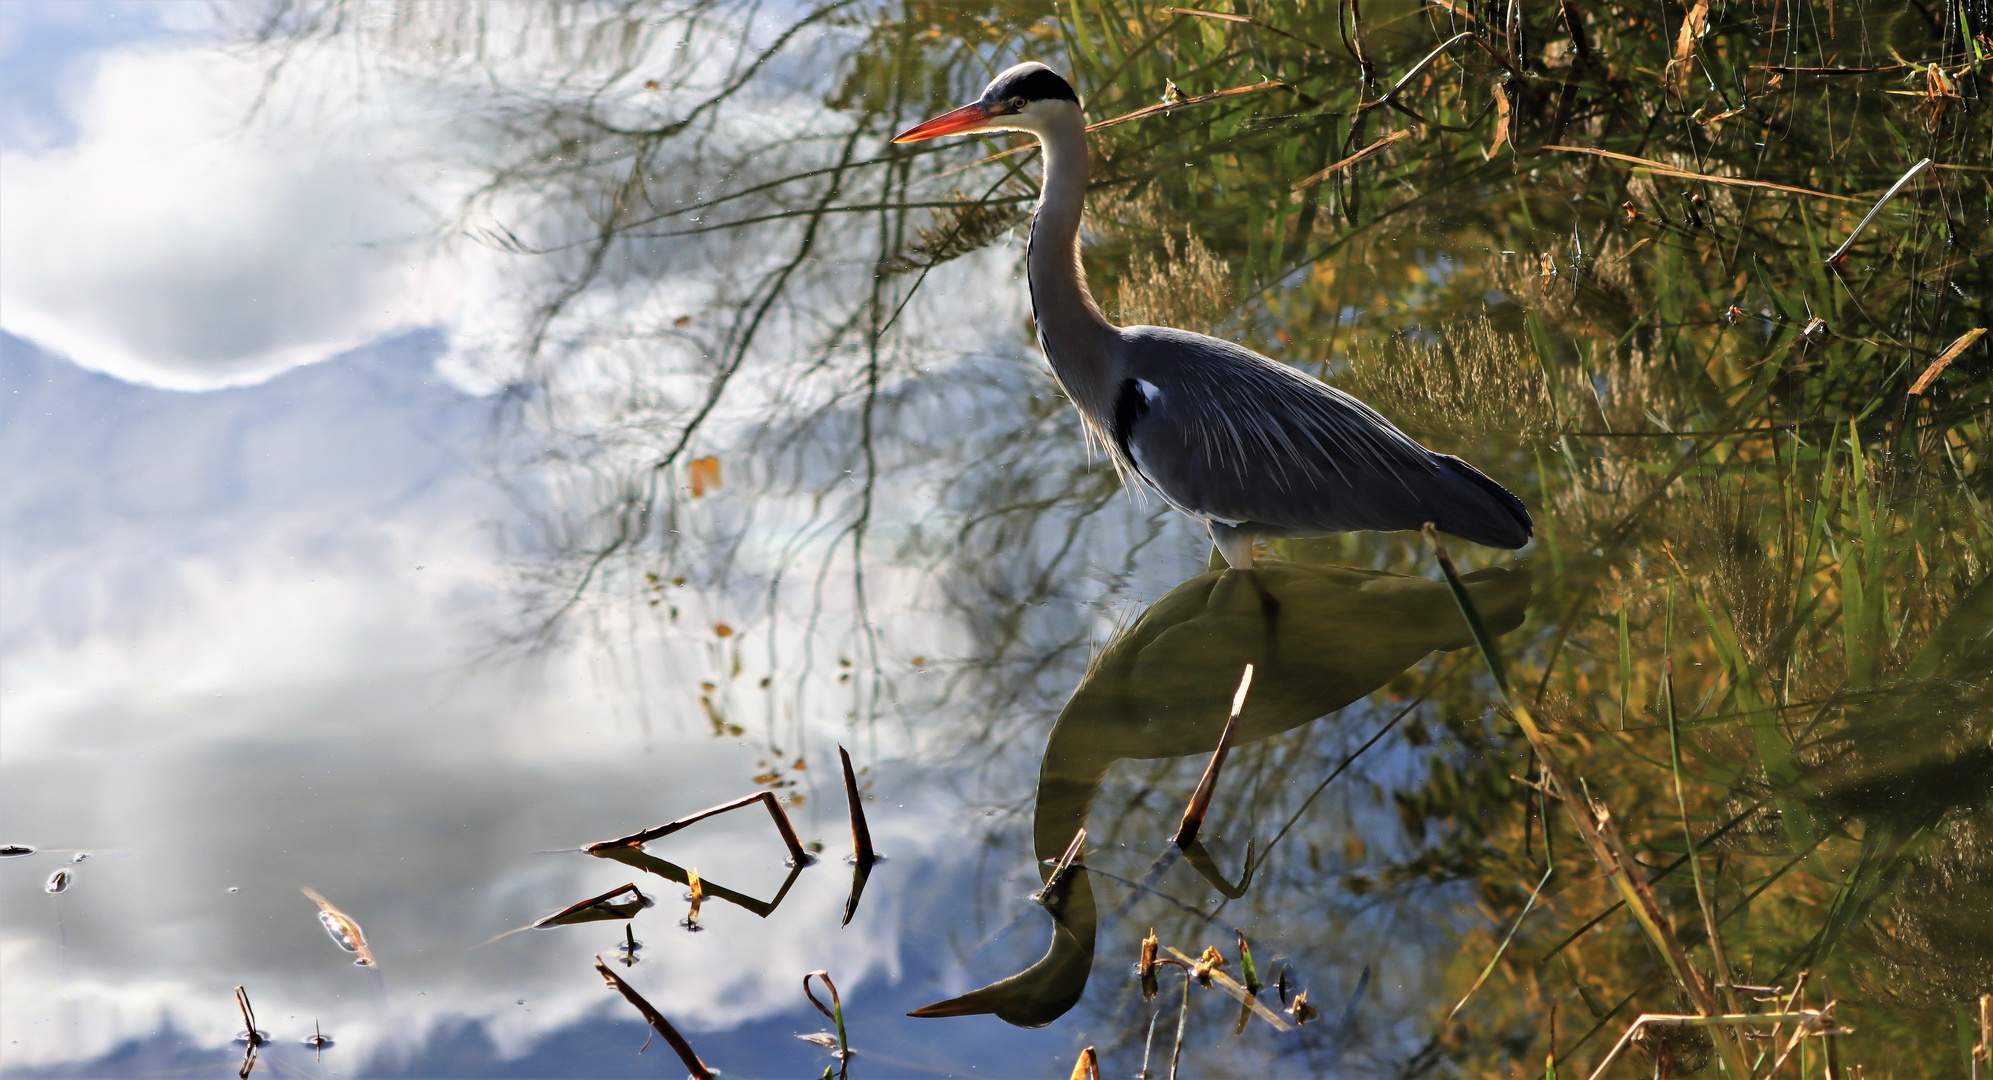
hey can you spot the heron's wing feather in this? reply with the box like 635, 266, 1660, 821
1118, 327, 1531, 547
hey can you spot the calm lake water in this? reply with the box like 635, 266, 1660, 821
2, 1, 1989, 1077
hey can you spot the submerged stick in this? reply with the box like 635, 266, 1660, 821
534, 883, 648, 929
587, 790, 813, 867
1292, 129, 1415, 191
1444, 863, 1553, 1023
1583, 1010, 1829, 1080
1543, 145, 1863, 202
1172, 665, 1254, 848
1826, 158, 1933, 264
592, 956, 715, 1080
234, 986, 263, 1080
1909, 327, 1986, 394
1035, 827, 1087, 905
1067, 1045, 1101, 1080
1162, 945, 1294, 1031
234, 986, 263, 1044
838, 746, 876, 871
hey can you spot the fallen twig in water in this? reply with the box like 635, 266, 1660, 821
1172, 664, 1254, 848
1163, 945, 1293, 1031
537, 883, 650, 929
1543, 145, 1863, 202
1067, 1044, 1101, 1080
233, 986, 264, 1079
1292, 129, 1415, 191
592, 955, 714, 1079
1583, 1006, 1844, 1080
592, 845, 804, 918
1826, 157, 1933, 264
477, 882, 654, 947
1035, 827, 1087, 905
587, 789, 814, 868
1909, 327, 1986, 394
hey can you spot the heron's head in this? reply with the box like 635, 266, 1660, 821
891, 62, 1081, 144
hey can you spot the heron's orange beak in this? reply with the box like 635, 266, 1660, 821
891, 101, 991, 144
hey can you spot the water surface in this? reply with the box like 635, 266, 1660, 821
3, 0, 1990, 1076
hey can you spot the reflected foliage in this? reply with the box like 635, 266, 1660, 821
244, 0, 1993, 1073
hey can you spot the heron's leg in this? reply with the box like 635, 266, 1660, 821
1208, 522, 1280, 632
1208, 522, 1255, 570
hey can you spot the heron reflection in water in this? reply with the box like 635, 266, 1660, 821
893, 64, 1532, 572
909, 560, 1532, 1027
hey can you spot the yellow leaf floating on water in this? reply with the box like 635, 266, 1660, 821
688, 456, 721, 497
302, 887, 378, 967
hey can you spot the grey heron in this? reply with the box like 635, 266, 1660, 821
892, 63, 1532, 569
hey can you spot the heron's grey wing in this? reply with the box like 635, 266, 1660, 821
1117, 326, 1532, 548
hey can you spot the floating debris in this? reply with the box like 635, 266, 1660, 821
1288, 988, 1319, 1025
70, 852, 90, 864
0, 844, 35, 858
480, 883, 654, 948
536, 882, 651, 929
587, 789, 814, 868
688, 456, 721, 497
614, 924, 642, 967
1068, 1045, 1101, 1080
232, 986, 265, 1079
302, 1019, 333, 1058
1171, 664, 1253, 847
681, 868, 705, 931
44, 869, 70, 894
232, 986, 268, 1046
592, 956, 714, 1080
839, 745, 880, 927
1233, 930, 1261, 994
592, 844, 804, 919
1190, 945, 1226, 987
838, 746, 878, 872
1138, 929, 1161, 1001
1162, 944, 1293, 1031
802, 970, 853, 1076
301, 887, 377, 967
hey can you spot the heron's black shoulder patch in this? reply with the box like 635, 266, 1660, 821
994, 64, 1079, 104
1112, 377, 1150, 464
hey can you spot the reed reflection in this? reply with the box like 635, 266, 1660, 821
913, 559, 1532, 1027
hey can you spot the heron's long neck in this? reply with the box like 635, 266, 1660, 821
1028, 111, 1119, 419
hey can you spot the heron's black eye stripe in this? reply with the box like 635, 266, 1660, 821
1113, 377, 1149, 463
